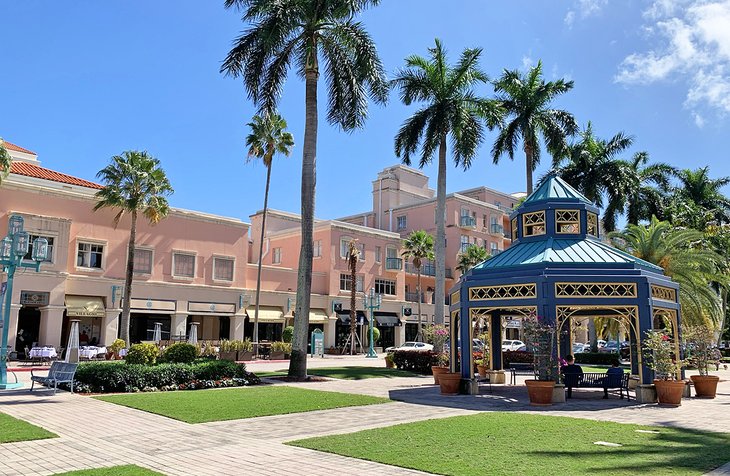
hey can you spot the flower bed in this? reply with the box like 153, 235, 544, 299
70, 360, 260, 393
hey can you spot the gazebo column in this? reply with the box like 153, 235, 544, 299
490, 311, 502, 370
559, 315, 571, 360
637, 304, 654, 384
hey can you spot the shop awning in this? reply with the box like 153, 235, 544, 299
374, 311, 402, 327
65, 296, 105, 318
336, 310, 367, 325
309, 309, 329, 323
249, 306, 284, 322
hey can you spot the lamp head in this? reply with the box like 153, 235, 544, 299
31, 237, 49, 262
8, 215, 24, 236
0, 237, 11, 260
13, 231, 29, 258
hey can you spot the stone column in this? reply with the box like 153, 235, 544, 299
396, 320, 406, 347
171, 313, 188, 341
230, 315, 246, 341
324, 318, 337, 349
7, 304, 21, 352
39, 305, 65, 348
102, 309, 121, 346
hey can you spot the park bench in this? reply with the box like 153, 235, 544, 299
562, 372, 630, 400
506, 362, 536, 385
30, 362, 79, 394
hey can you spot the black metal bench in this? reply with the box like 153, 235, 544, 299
30, 362, 79, 394
506, 362, 536, 385
562, 372, 630, 400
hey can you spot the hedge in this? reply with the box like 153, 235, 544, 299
161, 343, 198, 363
71, 360, 260, 393
392, 350, 439, 374
574, 353, 618, 365
503, 351, 533, 365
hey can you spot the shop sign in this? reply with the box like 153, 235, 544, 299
21, 291, 50, 307
505, 319, 521, 329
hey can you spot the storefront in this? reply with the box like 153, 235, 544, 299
129, 298, 176, 343
15, 291, 50, 352
244, 306, 285, 342
373, 311, 401, 349
188, 301, 236, 341
62, 295, 106, 346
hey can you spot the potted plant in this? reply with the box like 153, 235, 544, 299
219, 340, 237, 361
237, 339, 254, 361
683, 325, 721, 398
475, 354, 489, 379
270, 341, 290, 360
644, 329, 687, 406
431, 352, 450, 384
522, 314, 558, 406
385, 352, 395, 368
425, 324, 450, 384
107, 338, 126, 360
438, 368, 462, 395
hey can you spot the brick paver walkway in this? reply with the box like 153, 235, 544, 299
1, 358, 728, 475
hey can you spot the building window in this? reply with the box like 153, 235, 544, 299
272, 247, 282, 264
173, 252, 195, 278
339, 273, 364, 292
556, 209, 580, 234
375, 278, 396, 295
213, 257, 234, 281
587, 212, 598, 237
460, 235, 470, 252
482, 214, 488, 228
133, 248, 153, 274
77, 242, 103, 269
375, 246, 381, 263
340, 236, 353, 258
490, 242, 499, 255
359, 243, 365, 261
25, 235, 54, 263
511, 218, 518, 240
522, 211, 545, 237
313, 240, 322, 258
396, 215, 407, 231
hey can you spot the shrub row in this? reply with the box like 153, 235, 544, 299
502, 350, 533, 365
72, 360, 260, 393
392, 350, 439, 374
574, 352, 618, 365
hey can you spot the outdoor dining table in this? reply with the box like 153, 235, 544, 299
29, 347, 57, 360
79, 346, 107, 360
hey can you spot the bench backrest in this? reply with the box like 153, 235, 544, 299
50, 362, 79, 381
563, 372, 628, 387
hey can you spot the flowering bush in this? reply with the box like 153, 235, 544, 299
423, 324, 449, 351
683, 325, 722, 376
392, 350, 440, 373
522, 315, 558, 381
644, 329, 685, 380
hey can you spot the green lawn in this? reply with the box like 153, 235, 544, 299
55, 465, 161, 475
0, 412, 57, 444
95, 386, 390, 423
289, 413, 730, 475
256, 366, 417, 380
581, 365, 629, 373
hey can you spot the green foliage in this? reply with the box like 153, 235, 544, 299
401, 230, 435, 270
522, 315, 558, 381
423, 324, 449, 349
108, 339, 126, 353
282, 326, 294, 343
643, 329, 686, 380
239, 338, 253, 353
371, 326, 380, 344
125, 343, 160, 366
456, 244, 490, 274
54, 465, 162, 476
161, 343, 198, 363
270, 341, 292, 354
683, 325, 721, 376
503, 350, 534, 365
0, 138, 12, 185
392, 350, 439, 374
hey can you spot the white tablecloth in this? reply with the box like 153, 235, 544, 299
79, 346, 107, 359
29, 347, 57, 359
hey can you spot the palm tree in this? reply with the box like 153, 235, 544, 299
393, 39, 502, 329
401, 230, 434, 340
674, 167, 730, 224
347, 239, 359, 355
610, 217, 724, 327
94, 151, 173, 344
0, 138, 11, 186
492, 61, 578, 195
222, 0, 388, 379
456, 244, 490, 274
246, 112, 294, 355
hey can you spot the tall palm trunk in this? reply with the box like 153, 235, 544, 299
416, 266, 423, 341
349, 255, 357, 355
434, 136, 447, 333
588, 318, 597, 352
525, 146, 534, 195
289, 66, 318, 379
253, 163, 272, 355
121, 210, 137, 345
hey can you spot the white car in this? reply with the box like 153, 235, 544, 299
385, 342, 434, 353
501, 340, 525, 352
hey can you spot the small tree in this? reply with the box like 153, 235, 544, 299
401, 230, 434, 341
347, 239, 360, 355
683, 325, 721, 376
643, 329, 685, 380
456, 244, 490, 275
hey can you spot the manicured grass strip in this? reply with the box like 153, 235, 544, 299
95, 386, 390, 423
581, 365, 629, 373
0, 412, 57, 444
289, 413, 730, 475
255, 366, 417, 380
55, 465, 162, 475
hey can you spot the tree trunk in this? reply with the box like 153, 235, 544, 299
416, 267, 423, 341
525, 146, 534, 195
288, 67, 318, 379
434, 136, 447, 334
253, 163, 272, 355
349, 251, 357, 355
588, 318, 597, 352
120, 210, 137, 345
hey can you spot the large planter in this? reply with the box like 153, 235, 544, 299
385, 359, 395, 369
477, 365, 488, 379
654, 379, 685, 406
219, 351, 237, 362
525, 380, 555, 406
431, 366, 449, 384
237, 351, 253, 361
270, 352, 286, 361
439, 372, 462, 395
487, 370, 506, 384
690, 375, 720, 399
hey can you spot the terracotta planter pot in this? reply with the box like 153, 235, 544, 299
525, 379, 555, 406
477, 365, 488, 379
439, 372, 462, 395
654, 379, 685, 406
385, 359, 395, 368
431, 366, 449, 384
690, 375, 720, 399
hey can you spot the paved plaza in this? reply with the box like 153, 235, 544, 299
0, 356, 728, 475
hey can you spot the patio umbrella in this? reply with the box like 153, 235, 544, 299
152, 322, 162, 343
187, 323, 198, 345
65, 320, 80, 363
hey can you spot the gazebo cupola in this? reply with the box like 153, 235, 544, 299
449, 172, 682, 393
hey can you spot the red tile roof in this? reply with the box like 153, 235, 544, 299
2, 140, 36, 155
10, 161, 103, 190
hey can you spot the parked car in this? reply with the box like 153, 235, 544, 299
515, 344, 527, 352
598, 341, 619, 354
572, 342, 590, 354
444, 338, 485, 353
385, 342, 434, 353
501, 340, 525, 352
597, 339, 607, 348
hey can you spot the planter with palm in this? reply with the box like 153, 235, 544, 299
93, 151, 173, 344
492, 61, 577, 195
456, 244, 490, 276
401, 230, 434, 341
393, 39, 501, 331
222, 0, 387, 380
246, 112, 294, 355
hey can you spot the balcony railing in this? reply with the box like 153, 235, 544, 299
405, 263, 453, 279
385, 257, 402, 271
459, 215, 477, 228
405, 291, 425, 303
490, 223, 504, 235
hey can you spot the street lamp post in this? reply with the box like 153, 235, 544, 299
363, 288, 381, 358
0, 215, 48, 389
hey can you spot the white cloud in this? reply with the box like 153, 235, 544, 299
616, 0, 730, 122
564, 0, 608, 27
521, 55, 534, 70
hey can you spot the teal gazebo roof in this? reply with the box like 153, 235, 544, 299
521, 173, 592, 206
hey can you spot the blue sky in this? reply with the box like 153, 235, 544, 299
2, 1, 730, 225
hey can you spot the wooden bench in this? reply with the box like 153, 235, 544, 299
562, 372, 630, 400
30, 362, 79, 394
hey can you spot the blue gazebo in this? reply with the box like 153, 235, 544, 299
449, 173, 681, 391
